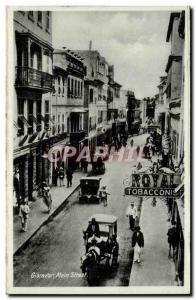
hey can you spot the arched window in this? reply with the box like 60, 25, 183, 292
78, 81, 80, 97
80, 82, 83, 98
75, 80, 77, 97
71, 78, 74, 96
58, 76, 61, 94
67, 77, 70, 97
30, 43, 42, 71
62, 77, 65, 95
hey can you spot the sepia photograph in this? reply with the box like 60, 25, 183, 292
6, 6, 190, 294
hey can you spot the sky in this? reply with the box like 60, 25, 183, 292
52, 10, 171, 99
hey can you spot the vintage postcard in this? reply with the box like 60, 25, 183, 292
6, 6, 191, 294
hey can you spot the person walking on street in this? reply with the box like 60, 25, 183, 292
136, 145, 140, 157
130, 139, 134, 147
58, 166, 65, 186
126, 202, 137, 230
167, 221, 179, 259
13, 169, 21, 212
19, 199, 30, 232
132, 226, 144, 263
66, 168, 73, 188
99, 186, 110, 207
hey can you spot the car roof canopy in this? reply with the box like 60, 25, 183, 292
89, 214, 118, 224
80, 177, 101, 181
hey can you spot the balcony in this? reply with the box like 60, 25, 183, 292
15, 67, 53, 92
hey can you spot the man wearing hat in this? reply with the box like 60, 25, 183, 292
18, 198, 30, 232
85, 218, 100, 238
99, 186, 110, 207
132, 226, 144, 263
126, 202, 137, 230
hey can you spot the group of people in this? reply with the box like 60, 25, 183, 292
53, 166, 73, 188
84, 218, 119, 259
111, 133, 128, 151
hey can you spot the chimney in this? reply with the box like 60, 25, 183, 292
89, 40, 92, 51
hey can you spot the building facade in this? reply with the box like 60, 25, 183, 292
126, 91, 141, 135
165, 12, 185, 164
155, 76, 168, 134
13, 11, 53, 203
163, 11, 185, 286
50, 49, 86, 174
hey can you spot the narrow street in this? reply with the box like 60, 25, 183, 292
14, 135, 148, 287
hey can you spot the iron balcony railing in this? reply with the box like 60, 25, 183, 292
15, 66, 53, 91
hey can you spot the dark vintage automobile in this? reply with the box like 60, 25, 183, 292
79, 177, 102, 204
91, 157, 105, 175
81, 214, 119, 284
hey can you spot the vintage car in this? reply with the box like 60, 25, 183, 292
81, 214, 119, 284
79, 177, 102, 204
91, 158, 105, 175
94, 145, 110, 161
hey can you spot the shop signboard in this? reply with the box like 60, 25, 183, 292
124, 172, 182, 197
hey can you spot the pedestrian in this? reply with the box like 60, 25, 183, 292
53, 167, 58, 186
13, 169, 21, 212
66, 168, 73, 188
126, 202, 137, 230
136, 145, 140, 156
99, 186, 110, 207
18, 199, 30, 232
143, 144, 148, 159
132, 226, 144, 263
42, 185, 52, 213
83, 159, 88, 173
167, 221, 179, 259
58, 166, 65, 186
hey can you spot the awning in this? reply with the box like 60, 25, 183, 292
70, 108, 87, 113
18, 116, 31, 128
30, 115, 39, 125
13, 121, 21, 130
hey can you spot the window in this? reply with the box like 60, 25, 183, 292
71, 78, 74, 96
45, 100, 49, 113
17, 99, 24, 135
36, 101, 42, 132
58, 114, 60, 123
58, 76, 61, 94
62, 77, 65, 95
67, 77, 70, 97
81, 82, 83, 96
89, 89, 93, 103
74, 80, 77, 97
44, 101, 50, 130
28, 11, 34, 21
28, 101, 34, 134
46, 11, 50, 31
37, 11, 42, 24
18, 99, 24, 116
62, 114, 64, 123
78, 81, 81, 97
